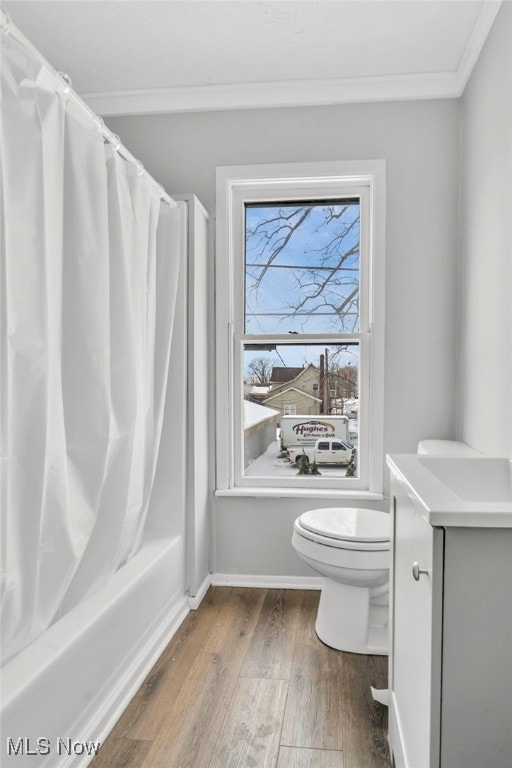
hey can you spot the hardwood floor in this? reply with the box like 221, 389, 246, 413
91, 587, 391, 768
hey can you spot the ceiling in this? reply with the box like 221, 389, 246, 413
3, 1, 502, 115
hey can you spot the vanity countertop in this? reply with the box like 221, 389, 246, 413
387, 454, 512, 527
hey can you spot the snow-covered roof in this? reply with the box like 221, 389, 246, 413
263, 386, 322, 404
246, 385, 271, 395
244, 399, 280, 429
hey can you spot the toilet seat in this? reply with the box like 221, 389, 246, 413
296, 508, 390, 551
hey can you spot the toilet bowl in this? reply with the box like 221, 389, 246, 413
292, 507, 390, 655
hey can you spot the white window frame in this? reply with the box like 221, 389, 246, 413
215, 160, 385, 498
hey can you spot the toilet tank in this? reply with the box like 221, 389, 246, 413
417, 439, 481, 456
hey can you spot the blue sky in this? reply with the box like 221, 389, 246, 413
245, 201, 360, 335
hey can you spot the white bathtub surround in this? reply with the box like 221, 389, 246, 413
1, 538, 188, 768
0, 19, 183, 664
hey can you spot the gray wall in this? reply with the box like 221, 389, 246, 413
109, 97, 460, 577
458, 2, 512, 458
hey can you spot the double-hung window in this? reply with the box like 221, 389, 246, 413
216, 161, 385, 495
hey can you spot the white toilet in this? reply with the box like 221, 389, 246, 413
292, 506, 390, 655
292, 439, 482, 656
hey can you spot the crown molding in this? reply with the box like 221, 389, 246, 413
455, 0, 502, 94
80, 72, 459, 117
81, 1, 502, 118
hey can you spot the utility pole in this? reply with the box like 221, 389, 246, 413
319, 354, 324, 414
324, 347, 330, 414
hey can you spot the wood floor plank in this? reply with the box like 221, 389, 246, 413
92, 588, 391, 768
240, 588, 304, 680
92, 737, 152, 768
140, 587, 267, 768
277, 746, 344, 768
340, 654, 390, 768
280, 591, 345, 750
133, 585, 245, 740
208, 677, 288, 768
96, 586, 231, 745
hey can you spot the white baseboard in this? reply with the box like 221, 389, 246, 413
188, 573, 212, 609
70, 596, 190, 768
189, 572, 322, 608
211, 573, 322, 590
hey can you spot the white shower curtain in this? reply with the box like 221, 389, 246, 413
0, 33, 183, 664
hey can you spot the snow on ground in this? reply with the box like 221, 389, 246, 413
244, 439, 348, 478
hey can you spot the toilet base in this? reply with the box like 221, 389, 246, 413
315, 578, 389, 655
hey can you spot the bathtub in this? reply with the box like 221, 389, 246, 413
1, 535, 189, 768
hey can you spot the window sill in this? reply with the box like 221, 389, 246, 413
215, 487, 384, 501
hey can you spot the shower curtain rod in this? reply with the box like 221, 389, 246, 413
0, 8, 176, 208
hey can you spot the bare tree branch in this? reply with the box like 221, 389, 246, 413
246, 206, 313, 283
245, 203, 360, 331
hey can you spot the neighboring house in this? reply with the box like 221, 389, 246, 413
270, 366, 305, 386
244, 400, 279, 468
269, 364, 321, 400
263, 386, 322, 417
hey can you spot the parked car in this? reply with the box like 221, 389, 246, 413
287, 438, 354, 466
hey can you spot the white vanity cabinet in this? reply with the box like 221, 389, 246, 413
388, 468, 512, 768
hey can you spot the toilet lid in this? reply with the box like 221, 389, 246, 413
298, 508, 389, 543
